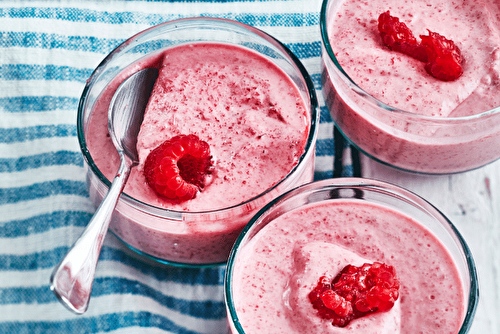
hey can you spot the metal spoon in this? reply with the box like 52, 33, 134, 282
50, 67, 159, 314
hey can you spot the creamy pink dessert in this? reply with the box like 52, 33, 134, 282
321, 0, 500, 173
229, 199, 465, 333
85, 42, 315, 264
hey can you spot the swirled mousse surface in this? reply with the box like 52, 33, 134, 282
231, 199, 464, 333
328, 0, 500, 117
88, 42, 310, 211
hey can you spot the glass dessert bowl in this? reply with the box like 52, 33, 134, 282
320, 0, 500, 174
225, 178, 478, 333
77, 17, 319, 267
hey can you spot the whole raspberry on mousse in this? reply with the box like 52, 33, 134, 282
309, 262, 400, 328
420, 30, 463, 81
143, 134, 213, 201
377, 10, 428, 62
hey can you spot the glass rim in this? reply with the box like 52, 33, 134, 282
224, 177, 479, 334
77, 16, 319, 218
319, 0, 500, 122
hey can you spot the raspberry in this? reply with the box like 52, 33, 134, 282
377, 11, 463, 81
308, 262, 399, 327
420, 30, 463, 81
143, 134, 213, 201
377, 11, 427, 62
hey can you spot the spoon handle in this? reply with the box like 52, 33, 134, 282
50, 154, 134, 314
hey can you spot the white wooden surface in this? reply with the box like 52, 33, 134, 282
362, 155, 500, 334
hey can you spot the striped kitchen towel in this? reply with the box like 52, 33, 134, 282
0, 1, 355, 333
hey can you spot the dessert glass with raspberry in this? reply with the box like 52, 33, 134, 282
320, 0, 500, 174
77, 18, 319, 267
225, 178, 478, 333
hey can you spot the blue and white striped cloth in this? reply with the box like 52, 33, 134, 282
0, 1, 355, 333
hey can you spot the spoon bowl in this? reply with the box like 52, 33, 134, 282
50, 67, 158, 314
